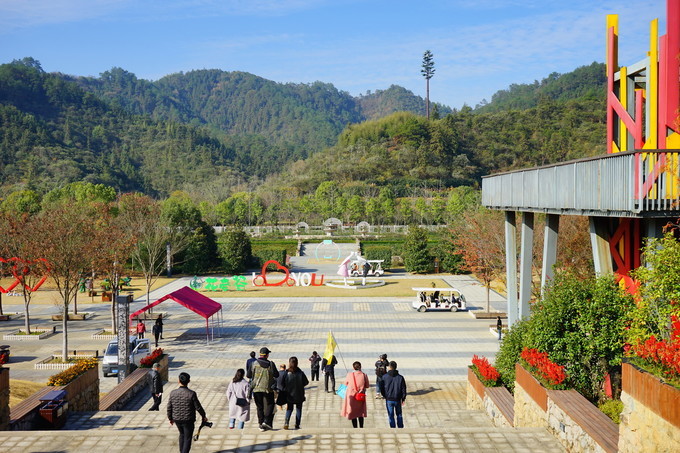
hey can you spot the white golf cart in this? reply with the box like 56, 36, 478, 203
350, 259, 385, 277
411, 287, 467, 312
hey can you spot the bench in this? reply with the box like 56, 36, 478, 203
9, 386, 56, 430
99, 368, 149, 411
548, 390, 618, 453
485, 386, 514, 426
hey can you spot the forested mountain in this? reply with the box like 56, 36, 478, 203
267, 98, 605, 198
474, 62, 606, 113
0, 59, 242, 196
0, 57, 606, 210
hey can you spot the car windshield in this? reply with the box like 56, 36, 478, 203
105, 343, 118, 355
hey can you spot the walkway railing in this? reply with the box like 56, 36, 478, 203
482, 150, 680, 216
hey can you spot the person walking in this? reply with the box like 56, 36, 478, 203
152, 322, 161, 348
309, 351, 321, 381
275, 363, 288, 408
156, 315, 164, 339
374, 354, 389, 399
283, 357, 309, 430
167, 372, 208, 453
137, 319, 146, 339
340, 361, 369, 428
148, 363, 163, 411
246, 351, 257, 372
246, 347, 279, 431
380, 361, 407, 428
226, 369, 251, 429
496, 316, 503, 341
321, 354, 337, 393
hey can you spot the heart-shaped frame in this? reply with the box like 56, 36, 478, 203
0, 257, 21, 293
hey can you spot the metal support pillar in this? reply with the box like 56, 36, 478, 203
116, 295, 131, 383
589, 217, 613, 276
504, 211, 518, 326
541, 214, 560, 296
519, 212, 534, 320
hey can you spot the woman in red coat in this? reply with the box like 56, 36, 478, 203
340, 361, 369, 428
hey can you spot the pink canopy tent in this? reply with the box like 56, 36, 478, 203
130, 286, 223, 343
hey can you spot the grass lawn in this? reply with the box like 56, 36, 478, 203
196, 277, 451, 298
9, 379, 45, 408
0, 277, 176, 305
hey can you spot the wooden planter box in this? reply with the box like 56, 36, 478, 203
515, 363, 548, 411
619, 361, 680, 452
622, 361, 680, 426
468, 366, 486, 399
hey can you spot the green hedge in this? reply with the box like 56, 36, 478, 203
363, 246, 393, 264
252, 248, 288, 270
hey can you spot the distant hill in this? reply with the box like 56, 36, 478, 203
0, 59, 241, 197
66, 68, 448, 175
0, 58, 606, 202
474, 62, 606, 113
357, 85, 452, 120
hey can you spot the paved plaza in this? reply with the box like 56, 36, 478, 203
0, 272, 563, 452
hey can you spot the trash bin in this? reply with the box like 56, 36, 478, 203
0, 345, 9, 364
39, 389, 68, 429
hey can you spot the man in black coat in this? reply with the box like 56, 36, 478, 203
148, 362, 163, 411
321, 354, 337, 393
167, 372, 208, 453
380, 361, 407, 428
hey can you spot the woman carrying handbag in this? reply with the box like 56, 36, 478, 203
340, 361, 369, 428
226, 369, 251, 429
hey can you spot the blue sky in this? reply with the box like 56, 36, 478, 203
0, 0, 666, 109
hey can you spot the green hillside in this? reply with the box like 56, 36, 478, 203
0, 59, 241, 196
475, 62, 606, 113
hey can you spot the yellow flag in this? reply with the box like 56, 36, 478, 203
323, 331, 337, 361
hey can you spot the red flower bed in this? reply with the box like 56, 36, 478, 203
631, 317, 680, 384
139, 348, 164, 368
520, 348, 566, 387
471, 354, 501, 386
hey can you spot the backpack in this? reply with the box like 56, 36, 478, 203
252, 362, 275, 393
376, 360, 387, 377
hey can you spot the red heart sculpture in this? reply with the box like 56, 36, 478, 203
0, 257, 21, 293
258, 260, 291, 286
11, 258, 51, 292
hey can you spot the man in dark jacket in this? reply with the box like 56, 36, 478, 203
167, 372, 208, 453
380, 361, 407, 428
321, 354, 337, 393
148, 362, 163, 411
247, 347, 279, 431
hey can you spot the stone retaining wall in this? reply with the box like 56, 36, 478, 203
513, 364, 547, 428
0, 367, 9, 430
546, 393, 606, 453
483, 391, 513, 428
466, 381, 484, 411
61, 366, 99, 412
618, 362, 680, 453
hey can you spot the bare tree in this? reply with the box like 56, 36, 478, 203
36, 203, 109, 360
120, 194, 191, 310
452, 208, 505, 313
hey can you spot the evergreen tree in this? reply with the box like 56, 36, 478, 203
403, 225, 433, 273
217, 228, 252, 275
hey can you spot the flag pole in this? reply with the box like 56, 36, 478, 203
332, 331, 349, 375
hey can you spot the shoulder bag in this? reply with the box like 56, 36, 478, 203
353, 372, 366, 402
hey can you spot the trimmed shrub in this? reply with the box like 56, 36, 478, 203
252, 248, 288, 270
363, 246, 392, 264
599, 399, 623, 424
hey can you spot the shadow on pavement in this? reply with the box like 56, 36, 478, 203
408, 386, 440, 396
213, 435, 312, 453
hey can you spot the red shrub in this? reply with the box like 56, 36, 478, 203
139, 348, 164, 368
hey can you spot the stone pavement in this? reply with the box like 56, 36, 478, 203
0, 284, 563, 452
